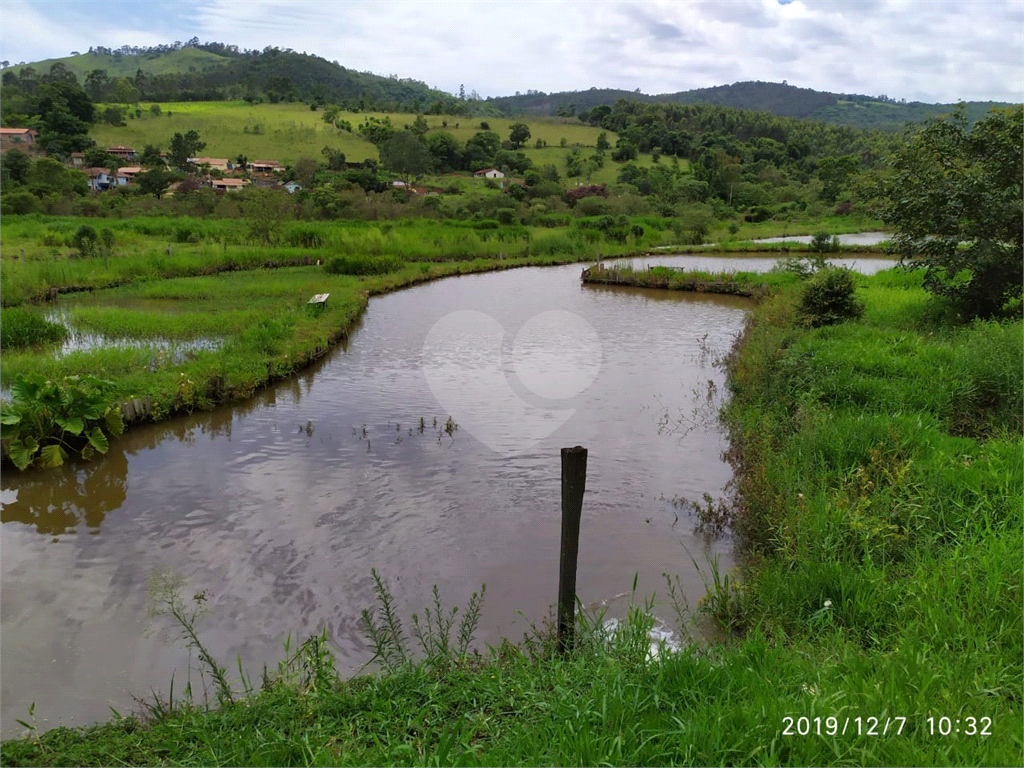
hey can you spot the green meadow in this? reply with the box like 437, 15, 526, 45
87, 102, 617, 166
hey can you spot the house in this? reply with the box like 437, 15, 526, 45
70, 152, 85, 168
247, 160, 284, 173
211, 178, 249, 192
474, 168, 505, 179
188, 157, 230, 171
83, 167, 128, 192
284, 181, 303, 194
0, 127, 38, 146
117, 166, 144, 181
107, 146, 136, 160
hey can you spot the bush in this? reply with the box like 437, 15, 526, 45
324, 255, 404, 276
798, 268, 864, 327
0, 308, 68, 349
495, 208, 517, 225
0, 191, 41, 215
72, 225, 100, 257
810, 232, 841, 253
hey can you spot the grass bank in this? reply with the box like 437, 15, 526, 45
582, 263, 801, 296
3, 268, 1020, 766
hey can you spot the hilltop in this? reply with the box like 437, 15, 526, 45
3, 42, 467, 114
484, 81, 1012, 132
4, 41, 1017, 131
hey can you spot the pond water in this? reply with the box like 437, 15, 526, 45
0, 254, 879, 735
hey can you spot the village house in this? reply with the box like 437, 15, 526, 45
211, 178, 249, 192
107, 146, 137, 160
0, 127, 39, 147
70, 152, 86, 168
188, 157, 231, 171
117, 166, 144, 182
473, 168, 505, 179
247, 160, 284, 173
82, 167, 128, 192
284, 181, 303, 194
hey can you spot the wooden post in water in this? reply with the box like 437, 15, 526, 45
557, 445, 588, 654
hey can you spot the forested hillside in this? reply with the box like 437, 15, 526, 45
486, 81, 1012, 132
3, 41, 466, 114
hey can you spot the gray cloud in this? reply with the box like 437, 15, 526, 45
0, 0, 1020, 103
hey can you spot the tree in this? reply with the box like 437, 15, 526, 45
425, 131, 463, 173
465, 130, 501, 168
321, 146, 346, 170
595, 132, 610, 151
243, 188, 293, 245
27, 157, 89, 198
379, 130, 433, 182
137, 167, 176, 199
508, 122, 531, 150
83, 147, 117, 169
877, 106, 1023, 318
168, 130, 205, 169
1, 148, 32, 184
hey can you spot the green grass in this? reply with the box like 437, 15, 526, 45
86, 104, 619, 167
89, 102, 379, 165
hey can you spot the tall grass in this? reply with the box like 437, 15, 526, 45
0, 308, 68, 349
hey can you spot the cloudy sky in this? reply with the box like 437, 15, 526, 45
1, 0, 1021, 103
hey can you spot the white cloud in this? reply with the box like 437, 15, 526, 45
0, 0, 1021, 102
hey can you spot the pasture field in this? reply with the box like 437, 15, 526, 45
87, 102, 617, 166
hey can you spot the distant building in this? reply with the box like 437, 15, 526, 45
70, 152, 86, 168
212, 178, 249, 191
83, 167, 128, 192
0, 127, 38, 146
473, 168, 504, 179
188, 157, 230, 171
107, 146, 136, 160
284, 181, 303, 194
117, 166, 144, 181
247, 160, 284, 173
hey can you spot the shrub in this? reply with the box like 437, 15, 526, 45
810, 231, 841, 253
72, 225, 100, 257
0, 308, 68, 349
798, 267, 864, 327
0, 191, 41, 215
324, 255, 404, 276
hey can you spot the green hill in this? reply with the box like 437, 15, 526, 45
4, 43, 465, 113
485, 81, 1015, 132
5, 47, 231, 81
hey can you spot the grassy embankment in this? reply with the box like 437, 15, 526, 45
0, 213, 880, 424
3, 265, 1020, 766
0, 214, 663, 427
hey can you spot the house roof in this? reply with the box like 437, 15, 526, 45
83, 167, 110, 177
0, 127, 37, 136
189, 157, 230, 165
474, 168, 499, 174
212, 178, 247, 187
118, 166, 144, 175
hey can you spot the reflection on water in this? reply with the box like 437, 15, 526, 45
0, 256, 824, 735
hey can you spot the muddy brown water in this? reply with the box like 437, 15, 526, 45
0, 255, 895, 735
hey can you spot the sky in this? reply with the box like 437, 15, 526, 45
1, 0, 1022, 104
